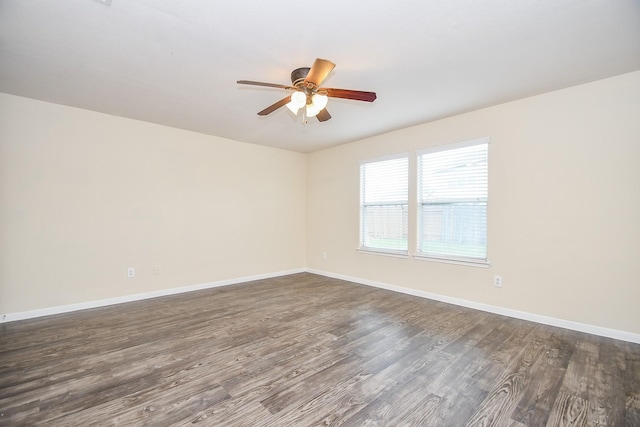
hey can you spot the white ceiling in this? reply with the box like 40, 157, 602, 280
1, 1, 639, 153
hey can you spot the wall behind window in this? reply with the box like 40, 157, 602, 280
0, 93, 307, 314
307, 70, 640, 335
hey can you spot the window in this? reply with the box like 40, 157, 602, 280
359, 154, 408, 255
417, 138, 488, 263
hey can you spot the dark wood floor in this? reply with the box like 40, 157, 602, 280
0, 273, 638, 426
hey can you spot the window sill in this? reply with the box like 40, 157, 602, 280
413, 254, 490, 268
357, 248, 409, 259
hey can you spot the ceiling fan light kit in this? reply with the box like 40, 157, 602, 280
238, 58, 376, 123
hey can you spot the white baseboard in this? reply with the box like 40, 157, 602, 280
0, 268, 305, 324
306, 268, 640, 345
4, 267, 639, 345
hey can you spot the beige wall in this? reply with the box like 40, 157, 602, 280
307, 71, 640, 335
0, 93, 306, 314
2, 71, 639, 336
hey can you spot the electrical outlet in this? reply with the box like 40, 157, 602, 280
322, 252, 327, 260
127, 267, 135, 278
153, 265, 160, 275
494, 275, 502, 287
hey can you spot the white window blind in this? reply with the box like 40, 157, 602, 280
417, 139, 488, 262
359, 154, 408, 254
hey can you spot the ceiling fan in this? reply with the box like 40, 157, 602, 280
237, 58, 376, 122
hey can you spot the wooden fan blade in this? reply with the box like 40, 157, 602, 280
257, 96, 291, 116
303, 58, 336, 87
323, 88, 377, 102
316, 108, 331, 122
238, 80, 295, 90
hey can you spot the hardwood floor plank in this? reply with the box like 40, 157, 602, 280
464, 327, 552, 426
589, 338, 626, 426
622, 342, 640, 427
345, 361, 448, 427
508, 330, 578, 425
546, 392, 589, 427
1, 272, 638, 426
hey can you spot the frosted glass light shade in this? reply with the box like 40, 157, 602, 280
306, 103, 320, 117
290, 91, 306, 108
306, 93, 328, 117
311, 93, 328, 110
285, 102, 299, 114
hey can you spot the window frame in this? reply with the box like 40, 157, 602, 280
358, 152, 409, 257
415, 138, 490, 267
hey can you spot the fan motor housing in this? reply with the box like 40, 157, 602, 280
291, 67, 310, 87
